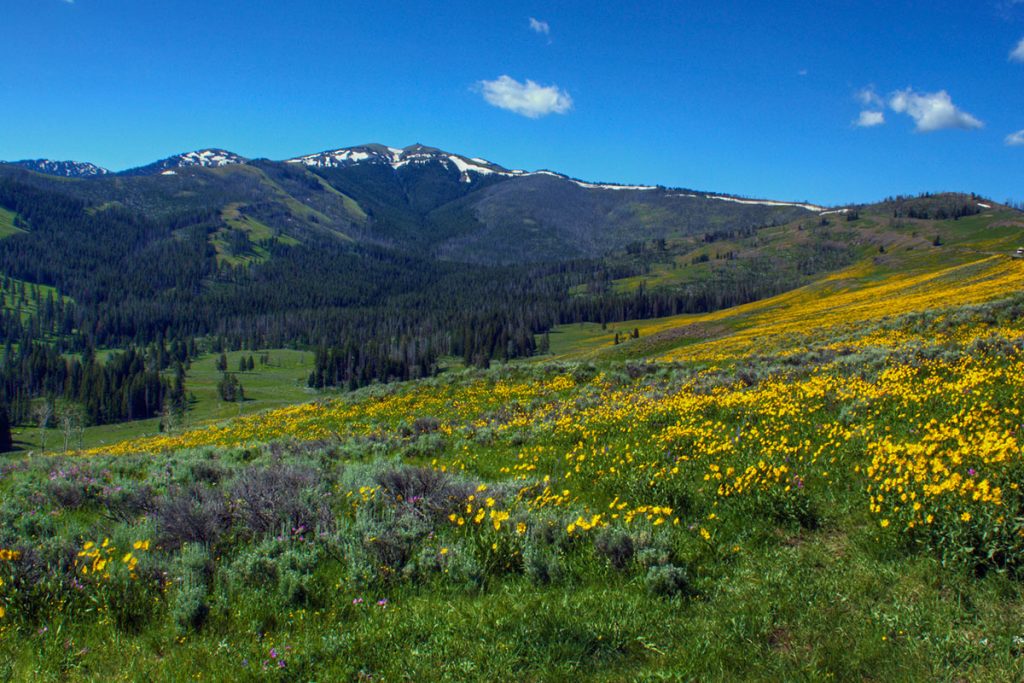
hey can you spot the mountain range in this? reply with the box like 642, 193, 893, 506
0, 144, 825, 264
0, 139, 1010, 395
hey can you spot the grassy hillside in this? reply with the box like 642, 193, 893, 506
1, 202, 1023, 679
0, 207, 25, 239
545, 204, 1024, 363
0, 276, 70, 323
10, 349, 315, 453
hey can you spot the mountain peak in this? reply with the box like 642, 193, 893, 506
3, 159, 109, 178
120, 148, 248, 176
285, 143, 514, 183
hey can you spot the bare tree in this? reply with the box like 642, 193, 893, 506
57, 402, 84, 454
32, 401, 53, 452
159, 402, 181, 435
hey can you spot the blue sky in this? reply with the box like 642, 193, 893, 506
2, 0, 1023, 205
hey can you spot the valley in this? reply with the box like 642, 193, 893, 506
0, 145, 1022, 680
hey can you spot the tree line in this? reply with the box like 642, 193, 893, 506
0, 174, 848, 417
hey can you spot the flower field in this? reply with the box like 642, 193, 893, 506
2, 254, 1024, 679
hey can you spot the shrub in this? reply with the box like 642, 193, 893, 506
630, 528, 675, 570
644, 563, 694, 598
75, 535, 164, 633
176, 542, 215, 588
171, 579, 210, 633
229, 465, 332, 537
412, 416, 441, 435
523, 541, 563, 585
222, 537, 321, 608
356, 503, 432, 578
374, 466, 472, 519
155, 484, 231, 549
440, 543, 487, 591
403, 432, 447, 458
188, 459, 228, 486
753, 488, 821, 530
571, 364, 598, 384
625, 362, 658, 379
594, 529, 635, 570
101, 484, 158, 523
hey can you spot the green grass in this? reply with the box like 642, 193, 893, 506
211, 204, 282, 265
1, 198, 1023, 679
0, 207, 25, 239
6, 542, 1021, 681
3, 340, 1024, 679
10, 349, 316, 453
222, 203, 276, 241
252, 166, 357, 240
546, 208, 1024, 362
183, 349, 316, 423
0, 277, 71, 322
310, 173, 368, 223
539, 319, 724, 363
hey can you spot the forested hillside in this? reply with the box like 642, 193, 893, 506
0, 192, 1021, 680
0, 147, 845, 440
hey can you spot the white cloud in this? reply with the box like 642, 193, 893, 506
856, 86, 883, 108
1011, 37, 1024, 62
888, 88, 983, 132
1006, 129, 1024, 146
798, 68, 808, 77
855, 111, 885, 128
529, 17, 550, 36
477, 75, 573, 119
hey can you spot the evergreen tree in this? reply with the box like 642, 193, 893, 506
217, 373, 243, 402
539, 331, 550, 354
0, 404, 12, 452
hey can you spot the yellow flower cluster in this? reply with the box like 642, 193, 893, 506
76, 539, 151, 581
345, 485, 380, 513
865, 393, 1020, 529
606, 499, 676, 526
449, 495, 512, 531
659, 255, 1024, 362
78, 252, 1024, 558
0, 548, 19, 620
566, 513, 605, 534
86, 323, 1024, 550
85, 373, 584, 456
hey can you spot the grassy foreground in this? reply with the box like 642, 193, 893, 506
3, 251, 1024, 678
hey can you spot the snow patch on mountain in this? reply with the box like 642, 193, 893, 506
705, 195, 823, 212
174, 149, 247, 168
283, 143, 824, 204
447, 155, 502, 182
286, 149, 378, 168
119, 149, 248, 175
287, 144, 664, 188
288, 145, 511, 183
6, 159, 110, 178
512, 169, 656, 190
570, 179, 657, 191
